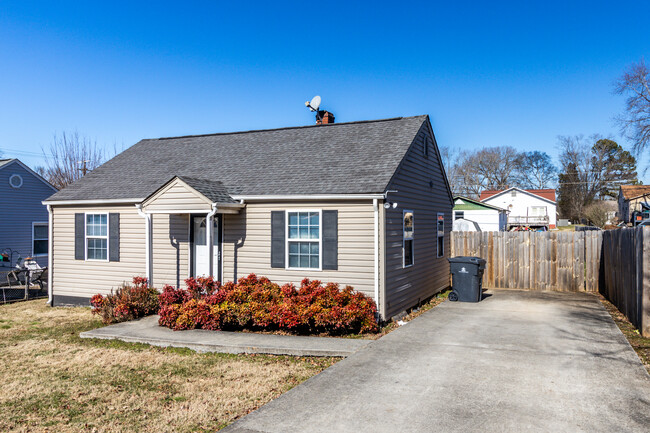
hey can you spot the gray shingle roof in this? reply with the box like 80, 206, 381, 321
45, 115, 428, 202
176, 176, 238, 204
0, 159, 15, 169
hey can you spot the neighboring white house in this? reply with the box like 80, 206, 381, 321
480, 188, 557, 230
452, 196, 507, 232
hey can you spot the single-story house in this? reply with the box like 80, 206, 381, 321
618, 185, 650, 224
480, 188, 557, 230
452, 196, 507, 231
43, 115, 453, 320
0, 159, 57, 270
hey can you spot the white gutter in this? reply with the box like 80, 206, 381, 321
43, 198, 144, 206
231, 194, 385, 201
373, 199, 379, 317
135, 204, 153, 284
46, 204, 53, 305
206, 203, 218, 277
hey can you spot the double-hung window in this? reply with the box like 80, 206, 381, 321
287, 210, 321, 269
437, 213, 445, 258
86, 214, 108, 260
32, 223, 48, 256
403, 210, 414, 267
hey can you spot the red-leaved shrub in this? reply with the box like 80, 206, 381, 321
90, 277, 159, 324
158, 274, 378, 334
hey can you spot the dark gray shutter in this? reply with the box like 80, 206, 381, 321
322, 210, 338, 270
271, 211, 285, 268
75, 213, 85, 260
109, 213, 120, 262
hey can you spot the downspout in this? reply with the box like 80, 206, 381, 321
373, 199, 379, 318
135, 204, 152, 285
206, 203, 218, 277
47, 205, 53, 306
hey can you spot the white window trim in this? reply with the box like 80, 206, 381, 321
32, 222, 48, 257
403, 209, 414, 268
285, 209, 322, 271
437, 212, 445, 258
84, 212, 109, 262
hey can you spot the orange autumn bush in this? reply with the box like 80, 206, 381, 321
158, 274, 378, 335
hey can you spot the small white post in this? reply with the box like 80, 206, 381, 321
136, 204, 153, 285
206, 204, 218, 277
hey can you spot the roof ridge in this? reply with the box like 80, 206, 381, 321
153, 115, 426, 141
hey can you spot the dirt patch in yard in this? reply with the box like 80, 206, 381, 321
0, 300, 336, 432
599, 295, 650, 374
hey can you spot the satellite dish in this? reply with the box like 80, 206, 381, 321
305, 95, 321, 112
310, 95, 321, 110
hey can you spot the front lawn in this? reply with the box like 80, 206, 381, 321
0, 300, 336, 432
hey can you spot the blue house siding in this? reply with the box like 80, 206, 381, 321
0, 160, 57, 270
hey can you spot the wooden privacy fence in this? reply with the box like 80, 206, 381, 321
450, 231, 603, 292
601, 227, 650, 337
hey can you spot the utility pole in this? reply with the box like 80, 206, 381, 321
78, 160, 90, 176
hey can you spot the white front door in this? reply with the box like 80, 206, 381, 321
192, 216, 219, 277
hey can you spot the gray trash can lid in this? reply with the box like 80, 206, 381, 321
448, 256, 486, 266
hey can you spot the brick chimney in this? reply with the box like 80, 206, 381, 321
316, 110, 335, 124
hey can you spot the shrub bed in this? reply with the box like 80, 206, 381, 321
158, 274, 378, 335
90, 277, 159, 324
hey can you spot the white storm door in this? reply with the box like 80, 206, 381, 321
192, 216, 220, 277
193, 217, 209, 276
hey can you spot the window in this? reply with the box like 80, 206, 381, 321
437, 213, 445, 258
455, 211, 464, 220
424, 137, 430, 157
86, 213, 108, 260
403, 210, 414, 267
32, 223, 48, 256
287, 210, 321, 269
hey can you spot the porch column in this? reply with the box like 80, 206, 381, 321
206, 204, 218, 277
136, 204, 153, 285
145, 214, 153, 285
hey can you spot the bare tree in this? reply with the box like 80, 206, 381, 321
439, 146, 462, 196
39, 131, 106, 189
515, 151, 557, 189
557, 134, 637, 220
614, 59, 650, 156
584, 201, 612, 228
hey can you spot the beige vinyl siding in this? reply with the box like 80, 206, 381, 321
222, 200, 376, 299
51, 205, 146, 298
144, 179, 211, 213
151, 213, 189, 288
383, 122, 453, 318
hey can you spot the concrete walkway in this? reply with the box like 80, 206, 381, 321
223, 289, 650, 433
80, 315, 371, 357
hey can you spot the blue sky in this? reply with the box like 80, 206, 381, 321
0, 1, 648, 177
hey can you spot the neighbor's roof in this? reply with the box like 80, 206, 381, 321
480, 188, 556, 202
620, 185, 650, 201
453, 196, 506, 212
0, 158, 57, 191
45, 115, 429, 202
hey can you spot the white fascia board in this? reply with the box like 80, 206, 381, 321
231, 194, 386, 201
43, 198, 145, 206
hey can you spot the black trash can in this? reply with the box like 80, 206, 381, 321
448, 256, 486, 302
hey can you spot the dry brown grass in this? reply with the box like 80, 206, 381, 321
599, 295, 650, 374
0, 300, 336, 432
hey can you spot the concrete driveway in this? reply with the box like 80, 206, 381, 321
223, 289, 650, 433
